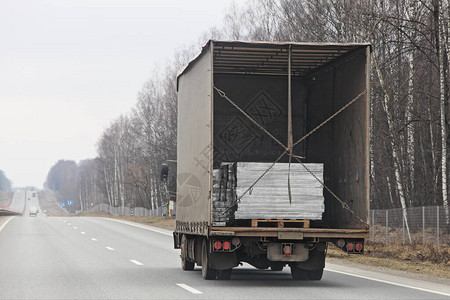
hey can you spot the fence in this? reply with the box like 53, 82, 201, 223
90, 203, 165, 217
370, 206, 450, 246
87, 203, 449, 246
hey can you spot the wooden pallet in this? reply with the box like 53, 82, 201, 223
251, 219, 310, 228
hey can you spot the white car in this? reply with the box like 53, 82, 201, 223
29, 207, 38, 217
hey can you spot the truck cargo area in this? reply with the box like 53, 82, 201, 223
174, 40, 371, 280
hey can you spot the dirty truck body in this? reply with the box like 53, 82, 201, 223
173, 40, 371, 280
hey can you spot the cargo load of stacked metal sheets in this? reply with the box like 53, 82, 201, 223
234, 162, 325, 220
212, 163, 237, 224
212, 162, 325, 224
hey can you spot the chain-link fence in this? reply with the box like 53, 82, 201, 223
87, 203, 449, 246
370, 206, 450, 246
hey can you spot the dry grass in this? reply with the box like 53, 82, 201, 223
76, 211, 177, 230
327, 243, 450, 279
371, 225, 450, 246
37, 190, 69, 216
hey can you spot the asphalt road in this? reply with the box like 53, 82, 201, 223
9, 190, 26, 213
0, 213, 449, 300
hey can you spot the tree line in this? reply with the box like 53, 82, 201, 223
0, 170, 11, 192
45, 0, 450, 220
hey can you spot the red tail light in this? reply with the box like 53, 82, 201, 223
214, 241, 222, 250
223, 241, 231, 250
346, 242, 354, 252
283, 245, 292, 255
355, 242, 363, 252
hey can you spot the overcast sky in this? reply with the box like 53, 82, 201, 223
0, 0, 236, 188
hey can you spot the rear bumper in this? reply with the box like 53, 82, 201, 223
209, 227, 369, 239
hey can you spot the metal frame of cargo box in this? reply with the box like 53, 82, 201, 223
176, 40, 371, 239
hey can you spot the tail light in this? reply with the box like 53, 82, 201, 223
282, 243, 293, 255
223, 241, 231, 251
214, 241, 222, 250
346, 242, 354, 252
212, 240, 236, 252
344, 241, 364, 253
355, 242, 364, 252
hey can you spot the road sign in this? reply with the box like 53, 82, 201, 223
67, 201, 73, 206
61, 203, 66, 207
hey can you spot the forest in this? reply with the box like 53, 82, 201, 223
44, 0, 450, 220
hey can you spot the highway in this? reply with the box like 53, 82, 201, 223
8, 190, 26, 213
0, 193, 449, 299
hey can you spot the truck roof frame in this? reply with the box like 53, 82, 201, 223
177, 40, 371, 88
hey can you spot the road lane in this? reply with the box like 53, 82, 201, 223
25, 190, 44, 217
0, 216, 448, 299
0, 217, 193, 299
9, 190, 26, 213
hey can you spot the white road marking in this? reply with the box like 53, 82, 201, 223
176, 283, 203, 295
100, 218, 172, 236
130, 260, 143, 266
105, 247, 114, 251
67, 223, 71, 226
63, 220, 67, 223
91, 238, 98, 241
325, 268, 450, 297
80, 232, 86, 235
0, 216, 15, 232
73, 227, 78, 229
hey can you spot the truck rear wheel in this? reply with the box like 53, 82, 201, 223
181, 235, 194, 271
202, 239, 217, 280
290, 266, 323, 281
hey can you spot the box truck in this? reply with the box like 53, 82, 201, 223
172, 40, 371, 280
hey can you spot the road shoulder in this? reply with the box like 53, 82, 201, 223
326, 258, 450, 296
0, 216, 15, 232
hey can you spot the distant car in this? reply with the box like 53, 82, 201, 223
29, 207, 38, 217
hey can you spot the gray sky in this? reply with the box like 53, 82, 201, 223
0, 0, 236, 188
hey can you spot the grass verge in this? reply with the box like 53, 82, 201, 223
76, 211, 176, 230
328, 243, 449, 279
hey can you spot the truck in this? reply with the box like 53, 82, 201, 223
171, 40, 371, 280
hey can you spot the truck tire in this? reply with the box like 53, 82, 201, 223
290, 266, 323, 281
181, 235, 194, 271
202, 239, 217, 280
217, 269, 232, 280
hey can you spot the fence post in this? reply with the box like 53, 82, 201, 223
402, 209, 405, 245
422, 206, 425, 244
372, 210, 375, 242
386, 210, 389, 244
437, 206, 440, 246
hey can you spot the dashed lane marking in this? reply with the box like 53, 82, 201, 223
176, 284, 203, 295
130, 260, 143, 266
105, 247, 114, 251
80, 232, 86, 235
73, 227, 78, 229
91, 238, 98, 241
